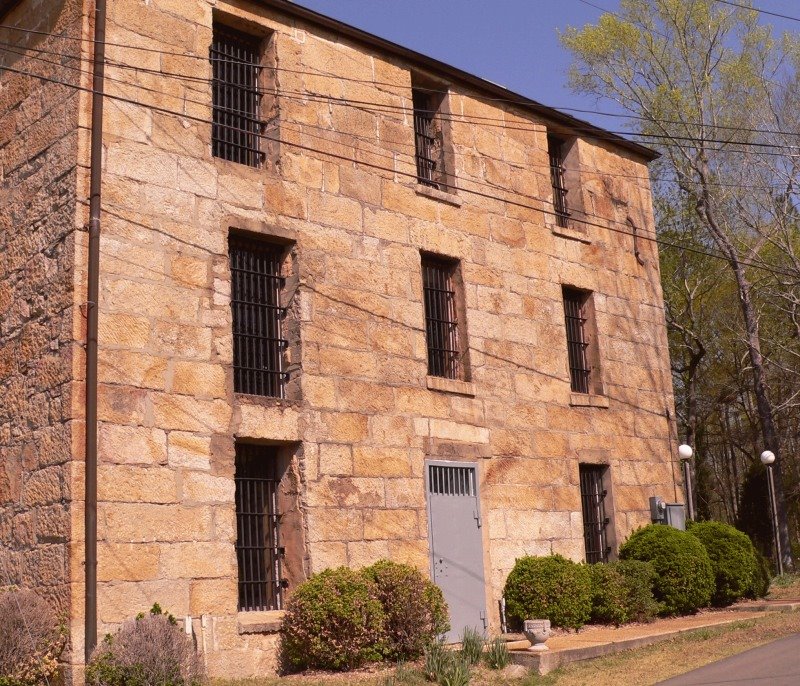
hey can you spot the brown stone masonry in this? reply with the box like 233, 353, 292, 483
1, 0, 681, 680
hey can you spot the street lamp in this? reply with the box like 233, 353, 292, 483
678, 444, 695, 521
760, 450, 784, 576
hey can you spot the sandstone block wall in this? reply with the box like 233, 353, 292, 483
2, 0, 680, 679
0, 0, 85, 635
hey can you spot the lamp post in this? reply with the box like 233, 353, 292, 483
760, 450, 784, 576
678, 444, 695, 521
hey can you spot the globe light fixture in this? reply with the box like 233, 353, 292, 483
678, 444, 695, 521
760, 449, 783, 576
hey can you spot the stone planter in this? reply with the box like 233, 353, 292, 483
523, 619, 551, 652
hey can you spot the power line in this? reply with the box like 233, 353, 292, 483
4, 59, 799, 282
6, 19, 800, 148
5, 38, 797, 199
713, 0, 800, 23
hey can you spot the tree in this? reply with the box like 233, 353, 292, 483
562, 0, 794, 568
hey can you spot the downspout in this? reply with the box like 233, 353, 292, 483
85, 0, 107, 662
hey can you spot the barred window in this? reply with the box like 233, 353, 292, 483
422, 257, 461, 380
562, 287, 591, 394
211, 24, 264, 167
579, 464, 610, 564
235, 444, 283, 611
229, 235, 287, 397
548, 134, 570, 228
413, 89, 439, 188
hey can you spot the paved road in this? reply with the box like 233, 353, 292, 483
657, 633, 800, 685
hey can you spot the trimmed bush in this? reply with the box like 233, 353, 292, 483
688, 521, 760, 606
616, 560, 661, 623
0, 588, 64, 686
362, 560, 449, 660
588, 560, 661, 625
620, 525, 714, 616
503, 554, 593, 630
86, 604, 204, 686
280, 567, 386, 671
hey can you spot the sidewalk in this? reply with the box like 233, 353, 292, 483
507, 600, 800, 675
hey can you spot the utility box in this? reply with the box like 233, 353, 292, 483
649, 496, 686, 530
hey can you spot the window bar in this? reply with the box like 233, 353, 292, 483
211, 25, 263, 167
563, 290, 590, 394
423, 260, 460, 379
413, 90, 439, 188
580, 466, 609, 564
548, 135, 570, 228
230, 236, 288, 397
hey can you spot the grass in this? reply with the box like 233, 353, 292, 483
766, 572, 800, 601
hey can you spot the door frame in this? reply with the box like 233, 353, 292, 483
424, 458, 488, 635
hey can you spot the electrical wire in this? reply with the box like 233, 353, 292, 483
4, 58, 799, 282
713, 0, 800, 23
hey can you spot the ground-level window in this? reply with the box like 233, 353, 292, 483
235, 443, 282, 611
579, 464, 610, 564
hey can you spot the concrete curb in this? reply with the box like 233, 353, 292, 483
509, 605, 799, 675
730, 601, 800, 612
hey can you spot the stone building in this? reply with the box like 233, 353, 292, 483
0, 0, 681, 679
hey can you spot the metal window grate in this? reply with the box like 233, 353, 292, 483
229, 235, 287, 397
429, 465, 476, 496
413, 89, 440, 188
562, 287, 591, 394
579, 464, 610, 564
548, 134, 570, 228
235, 444, 283, 611
422, 257, 460, 380
211, 24, 263, 167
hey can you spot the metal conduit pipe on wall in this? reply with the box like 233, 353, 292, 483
85, 0, 107, 663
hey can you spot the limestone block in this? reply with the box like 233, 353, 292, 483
353, 446, 410, 477
98, 349, 167, 389
318, 443, 352, 476
306, 508, 363, 542
171, 361, 227, 398
97, 542, 160, 582
159, 542, 234, 579
152, 394, 232, 433
102, 503, 213, 543
385, 478, 425, 508
237, 403, 301, 441
317, 412, 369, 443
182, 472, 234, 504
98, 425, 167, 465
190, 578, 237, 615
363, 509, 417, 541
97, 465, 177, 503
98, 579, 190, 623
98, 312, 151, 349
167, 432, 212, 470
347, 540, 390, 569
335, 379, 394, 414
310, 541, 347, 573
387, 539, 430, 573
305, 477, 383, 508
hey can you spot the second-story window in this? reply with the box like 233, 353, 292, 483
212, 23, 264, 167
412, 80, 450, 190
548, 134, 570, 228
229, 235, 287, 397
562, 287, 591, 394
422, 256, 462, 379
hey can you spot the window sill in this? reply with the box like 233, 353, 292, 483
415, 184, 462, 207
569, 392, 609, 408
551, 223, 591, 244
238, 610, 284, 634
426, 376, 475, 397
234, 393, 301, 408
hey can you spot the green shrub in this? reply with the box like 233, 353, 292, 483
362, 560, 449, 660
280, 567, 386, 671
620, 525, 714, 616
0, 588, 65, 686
588, 560, 660, 625
503, 554, 593, 630
588, 563, 628, 625
86, 604, 204, 686
688, 521, 760, 606
615, 560, 661, 623
751, 553, 772, 598
483, 637, 510, 670
458, 627, 483, 666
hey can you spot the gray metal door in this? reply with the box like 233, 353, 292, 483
426, 461, 487, 641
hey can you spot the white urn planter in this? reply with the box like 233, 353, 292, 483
523, 619, 551, 652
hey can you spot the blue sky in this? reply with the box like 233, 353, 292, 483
293, 0, 799, 129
